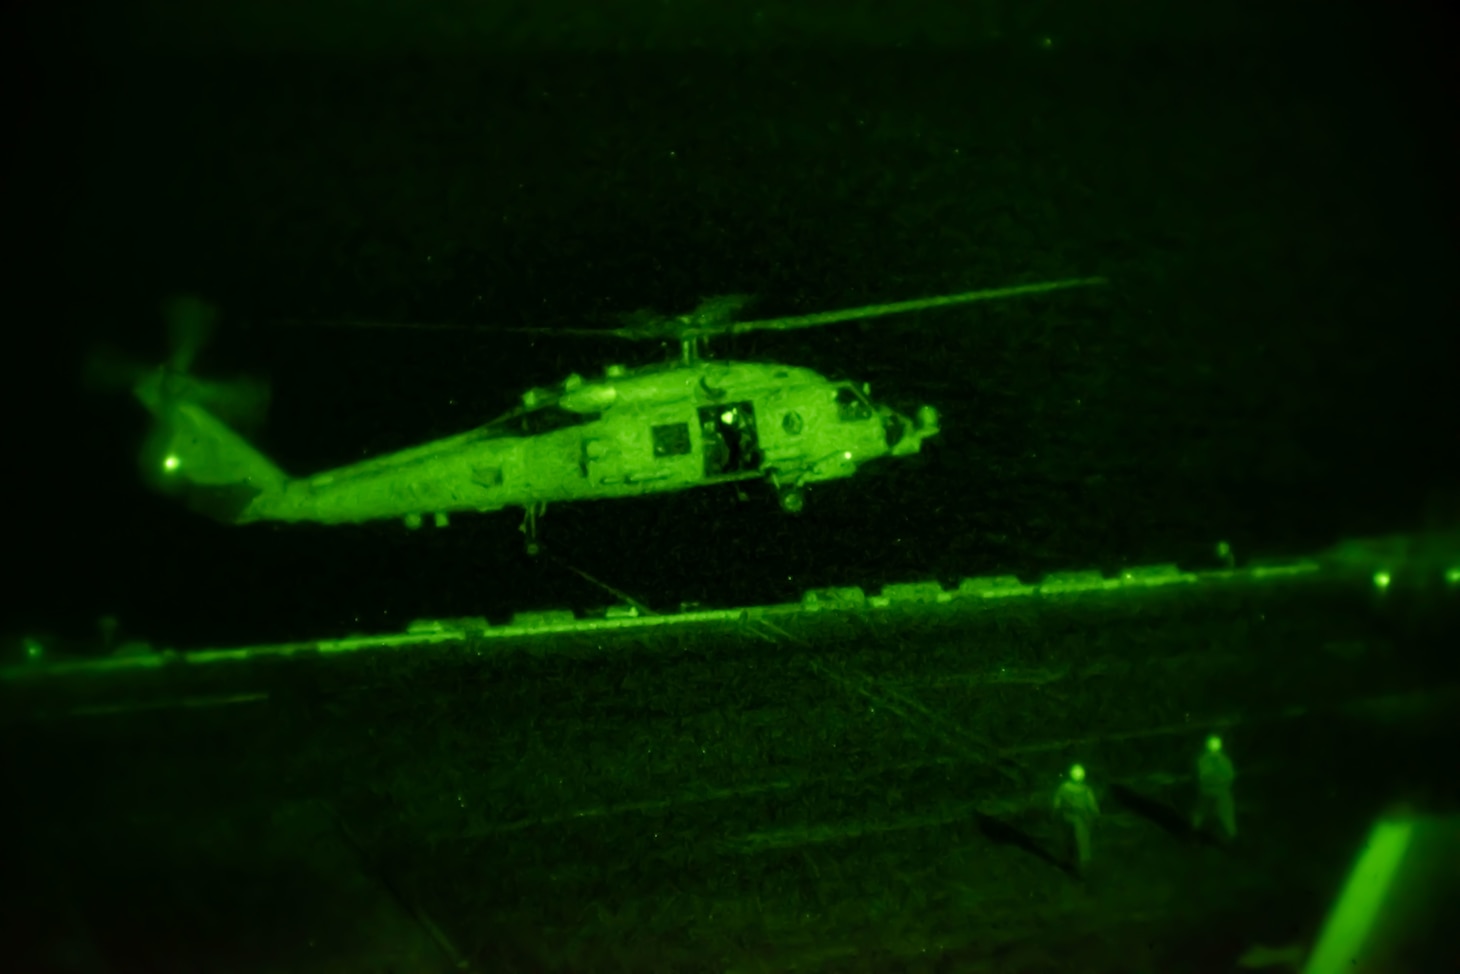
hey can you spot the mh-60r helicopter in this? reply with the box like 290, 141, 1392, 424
98, 276, 1104, 554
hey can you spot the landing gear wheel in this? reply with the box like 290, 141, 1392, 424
777, 486, 806, 514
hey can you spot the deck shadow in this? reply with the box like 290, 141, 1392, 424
972, 810, 1067, 873
1109, 783, 1203, 843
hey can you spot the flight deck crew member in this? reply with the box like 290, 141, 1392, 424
703, 420, 730, 474
1192, 734, 1237, 840
1052, 763, 1100, 875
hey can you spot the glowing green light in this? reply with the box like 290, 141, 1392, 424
23, 637, 43, 660
1373, 571, 1391, 590
1040, 37, 1054, 49
1304, 817, 1413, 974
163, 454, 180, 472
1446, 566, 1460, 585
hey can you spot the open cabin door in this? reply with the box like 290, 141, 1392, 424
698, 401, 763, 478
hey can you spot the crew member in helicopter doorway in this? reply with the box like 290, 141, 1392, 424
1191, 734, 1237, 841
1052, 763, 1100, 876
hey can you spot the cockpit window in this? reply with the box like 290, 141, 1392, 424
835, 386, 874, 422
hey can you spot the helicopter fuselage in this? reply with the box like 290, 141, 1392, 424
198, 360, 938, 527
127, 276, 1109, 536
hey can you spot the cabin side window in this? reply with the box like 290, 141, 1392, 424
651, 422, 692, 458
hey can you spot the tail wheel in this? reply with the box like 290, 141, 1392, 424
520, 502, 547, 555
777, 486, 806, 514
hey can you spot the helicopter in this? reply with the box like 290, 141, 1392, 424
95, 277, 1105, 555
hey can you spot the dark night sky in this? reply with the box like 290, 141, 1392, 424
10, 2, 1457, 650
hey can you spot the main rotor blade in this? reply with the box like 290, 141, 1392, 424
264, 317, 631, 338
260, 276, 1106, 340
267, 317, 489, 332
715, 276, 1108, 337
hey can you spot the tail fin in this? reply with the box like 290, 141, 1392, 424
145, 396, 287, 524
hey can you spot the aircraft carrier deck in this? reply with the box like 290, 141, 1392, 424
5, 535, 1457, 973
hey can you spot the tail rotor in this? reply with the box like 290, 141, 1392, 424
83, 295, 271, 434
83, 296, 284, 511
